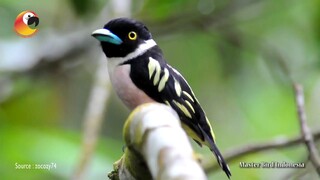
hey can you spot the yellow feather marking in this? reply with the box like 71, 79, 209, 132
164, 100, 170, 106
158, 68, 169, 92
168, 64, 196, 98
181, 123, 205, 145
183, 91, 194, 102
205, 117, 215, 140
181, 114, 216, 149
148, 59, 157, 79
174, 79, 182, 97
173, 100, 191, 118
154, 67, 161, 85
185, 100, 195, 113
148, 58, 161, 85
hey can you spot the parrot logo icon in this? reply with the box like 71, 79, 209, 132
14, 10, 40, 38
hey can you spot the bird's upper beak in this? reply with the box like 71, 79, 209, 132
91, 29, 123, 45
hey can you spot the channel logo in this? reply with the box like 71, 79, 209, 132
14, 10, 40, 38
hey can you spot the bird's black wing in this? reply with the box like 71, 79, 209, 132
126, 48, 209, 142
124, 47, 231, 178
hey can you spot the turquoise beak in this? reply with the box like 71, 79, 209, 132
92, 29, 123, 45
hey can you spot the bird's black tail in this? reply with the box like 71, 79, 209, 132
210, 140, 231, 179
199, 128, 231, 179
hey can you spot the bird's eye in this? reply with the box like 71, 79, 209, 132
23, 12, 35, 25
128, 31, 137, 40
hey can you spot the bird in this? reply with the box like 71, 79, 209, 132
14, 10, 39, 37
92, 18, 231, 178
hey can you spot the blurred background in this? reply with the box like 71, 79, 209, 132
0, 0, 319, 179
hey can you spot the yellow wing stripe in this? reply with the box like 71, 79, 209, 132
158, 68, 169, 92
148, 59, 156, 79
181, 123, 205, 145
154, 61, 161, 85
148, 57, 161, 85
173, 100, 192, 119
183, 91, 194, 102
205, 117, 215, 140
184, 100, 195, 113
174, 79, 182, 97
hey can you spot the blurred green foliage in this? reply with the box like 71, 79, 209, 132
0, 0, 319, 179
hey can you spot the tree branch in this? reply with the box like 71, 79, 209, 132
293, 83, 320, 176
72, 55, 112, 180
204, 84, 320, 175
110, 103, 207, 180
203, 130, 320, 173
73, 0, 131, 179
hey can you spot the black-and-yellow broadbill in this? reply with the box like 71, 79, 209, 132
92, 18, 231, 178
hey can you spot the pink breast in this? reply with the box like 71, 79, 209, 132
110, 64, 155, 110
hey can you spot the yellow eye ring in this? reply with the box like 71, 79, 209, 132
128, 31, 137, 40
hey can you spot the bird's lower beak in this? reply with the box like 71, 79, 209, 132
91, 29, 123, 45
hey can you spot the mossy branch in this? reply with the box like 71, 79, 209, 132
109, 103, 207, 180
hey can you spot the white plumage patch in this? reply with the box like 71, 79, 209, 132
108, 39, 157, 64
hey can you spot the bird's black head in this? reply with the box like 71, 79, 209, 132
92, 18, 153, 58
